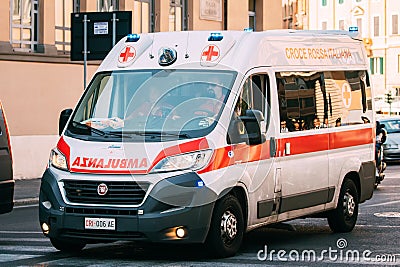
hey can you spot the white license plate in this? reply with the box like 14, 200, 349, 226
84, 217, 115, 230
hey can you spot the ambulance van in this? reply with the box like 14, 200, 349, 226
39, 30, 376, 257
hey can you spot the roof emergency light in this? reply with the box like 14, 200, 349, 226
348, 26, 358, 32
244, 28, 253, 32
208, 32, 223, 41
126, 33, 140, 42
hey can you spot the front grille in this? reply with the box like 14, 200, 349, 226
65, 207, 138, 216
63, 180, 149, 205
61, 229, 146, 241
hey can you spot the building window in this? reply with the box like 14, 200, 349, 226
10, 0, 39, 52
398, 55, 400, 73
133, 0, 154, 33
97, 0, 119, 12
339, 20, 344, 30
392, 14, 399, 35
249, 0, 256, 30
374, 16, 380, 36
370, 57, 384, 75
73, 0, 80, 12
55, 0, 73, 54
338, 0, 344, 4
322, 0, 327, 6
357, 18, 362, 34
169, 0, 187, 31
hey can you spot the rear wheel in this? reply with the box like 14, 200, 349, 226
50, 237, 86, 253
327, 179, 359, 233
205, 194, 244, 258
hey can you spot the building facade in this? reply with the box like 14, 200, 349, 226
0, 0, 283, 178
308, 0, 400, 104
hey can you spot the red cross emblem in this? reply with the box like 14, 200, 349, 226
118, 45, 136, 63
201, 45, 220, 62
342, 83, 352, 108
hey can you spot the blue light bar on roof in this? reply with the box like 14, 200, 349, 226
126, 34, 140, 42
244, 28, 253, 32
208, 32, 223, 41
348, 26, 358, 32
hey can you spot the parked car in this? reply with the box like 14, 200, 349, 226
377, 117, 400, 162
0, 100, 14, 214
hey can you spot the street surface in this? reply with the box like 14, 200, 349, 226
1, 165, 400, 266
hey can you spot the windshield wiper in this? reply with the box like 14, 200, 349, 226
124, 131, 191, 139
71, 121, 131, 138
71, 121, 106, 136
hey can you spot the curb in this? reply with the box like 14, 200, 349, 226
14, 198, 39, 207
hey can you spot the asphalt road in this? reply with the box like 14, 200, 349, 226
1, 165, 400, 266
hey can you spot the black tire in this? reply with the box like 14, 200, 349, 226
50, 237, 86, 253
327, 179, 359, 233
205, 194, 244, 258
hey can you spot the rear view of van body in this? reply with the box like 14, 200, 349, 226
0, 101, 14, 214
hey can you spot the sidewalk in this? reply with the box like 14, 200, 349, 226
14, 178, 41, 206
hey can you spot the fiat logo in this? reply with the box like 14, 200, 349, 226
97, 183, 108, 196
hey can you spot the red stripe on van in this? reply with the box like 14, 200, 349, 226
57, 137, 71, 167
198, 140, 271, 174
149, 137, 209, 170
329, 128, 374, 150
198, 127, 374, 173
69, 137, 209, 174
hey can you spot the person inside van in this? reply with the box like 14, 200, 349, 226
312, 117, 321, 129
335, 117, 342, 127
280, 120, 289, 133
195, 83, 226, 117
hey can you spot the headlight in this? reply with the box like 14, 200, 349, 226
49, 149, 68, 171
385, 143, 398, 149
151, 150, 213, 173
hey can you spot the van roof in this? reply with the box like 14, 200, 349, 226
98, 30, 367, 73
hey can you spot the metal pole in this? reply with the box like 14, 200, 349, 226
112, 13, 117, 46
83, 14, 88, 90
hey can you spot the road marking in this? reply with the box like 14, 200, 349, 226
364, 199, 400, 207
14, 204, 38, 209
0, 231, 43, 234
0, 254, 44, 263
0, 246, 55, 252
0, 238, 48, 242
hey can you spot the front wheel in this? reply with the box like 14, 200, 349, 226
327, 179, 359, 233
50, 237, 86, 253
205, 194, 244, 258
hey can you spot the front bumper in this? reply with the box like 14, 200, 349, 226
39, 168, 216, 244
383, 148, 400, 161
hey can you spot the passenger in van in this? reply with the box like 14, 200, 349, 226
335, 117, 342, 127
126, 87, 178, 120
322, 117, 330, 128
312, 117, 321, 129
300, 119, 307, 130
280, 120, 289, 133
289, 118, 301, 131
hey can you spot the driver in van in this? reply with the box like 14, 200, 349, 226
195, 82, 226, 117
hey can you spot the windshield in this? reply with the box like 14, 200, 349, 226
66, 69, 237, 141
381, 119, 400, 134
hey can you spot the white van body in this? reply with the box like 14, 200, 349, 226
39, 30, 375, 257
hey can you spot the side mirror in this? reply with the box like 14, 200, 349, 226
59, 109, 73, 135
238, 109, 266, 145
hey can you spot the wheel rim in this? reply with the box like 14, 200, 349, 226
220, 210, 237, 244
343, 191, 356, 217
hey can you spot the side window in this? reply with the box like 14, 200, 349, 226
227, 74, 268, 144
324, 70, 372, 126
277, 72, 326, 132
